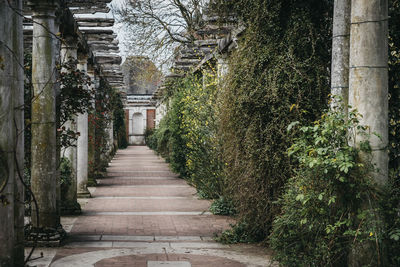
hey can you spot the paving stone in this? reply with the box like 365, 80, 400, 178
83, 198, 211, 212
155, 236, 201, 241
101, 235, 154, 241
147, 261, 191, 267
67, 242, 113, 248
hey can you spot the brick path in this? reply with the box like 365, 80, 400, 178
42, 146, 273, 267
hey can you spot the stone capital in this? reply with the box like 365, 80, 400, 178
28, 0, 60, 16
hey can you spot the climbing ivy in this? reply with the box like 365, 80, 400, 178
217, 0, 332, 242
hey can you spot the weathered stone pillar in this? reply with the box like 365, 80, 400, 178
30, 0, 62, 231
12, 0, 25, 264
77, 55, 91, 198
348, 1, 388, 265
0, 0, 24, 265
349, 0, 388, 185
60, 36, 81, 214
331, 0, 351, 108
54, 12, 62, 224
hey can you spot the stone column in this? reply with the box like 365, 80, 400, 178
331, 0, 351, 109
349, 0, 388, 186
11, 0, 25, 264
87, 65, 97, 186
348, 1, 388, 264
60, 36, 81, 214
77, 55, 91, 198
0, 1, 24, 265
29, 0, 62, 231
53, 11, 62, 224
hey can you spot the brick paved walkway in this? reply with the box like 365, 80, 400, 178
32, 146, 273, 267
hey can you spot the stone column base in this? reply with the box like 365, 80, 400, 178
78, 191, 91, 198
25, 225, 67, 247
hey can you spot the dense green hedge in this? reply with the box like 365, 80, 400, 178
147, 71, 225, 199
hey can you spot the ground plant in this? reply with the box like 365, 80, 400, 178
269, 105, 386, 266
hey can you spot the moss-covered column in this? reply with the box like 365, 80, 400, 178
1, 0, 24, 263
60, 36, 81, 213
30, 0, 62, 231
77, 55, 91, 198
0, 1, 24, 265
0, 2, 16, 262
11, 0, 25, 264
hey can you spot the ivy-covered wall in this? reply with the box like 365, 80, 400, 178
218, 0, 332, 241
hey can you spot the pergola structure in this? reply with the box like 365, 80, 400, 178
0, 0, 125, 265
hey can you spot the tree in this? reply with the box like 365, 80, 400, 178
113, 0, 208, 67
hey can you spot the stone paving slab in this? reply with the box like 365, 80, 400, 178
83, 198, 211, 212
91, 186, 197, 197
97, 178, 187, 186
67, 235, 212, 242
106, 171, 178, 177
107, 168, 171, 172
71, 214, 233, 236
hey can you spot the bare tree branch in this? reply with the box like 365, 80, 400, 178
112, 0, 208, 69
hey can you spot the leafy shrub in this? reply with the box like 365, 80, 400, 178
144, 128, 157, 149
210, 196, 237, 216
147, 71, 225, 198
60, 157, 73, 200
216, 221, 264, 244
269, 106, 385, 266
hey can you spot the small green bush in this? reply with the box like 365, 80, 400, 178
60, 157, 73, 200
216, 221, 265, 244
269, 105, 385, 266
210, 196, 237, 216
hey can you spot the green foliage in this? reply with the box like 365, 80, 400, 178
217, 0, 332, 242
112, 91, 128, 149
147, 71, 226, 198
389, 0, 400, 182
216, 221, 264, 244
92, 78, 116, 173
210, 196, 237, 216
60, 157, 72, 200
269, 106, 385, 266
